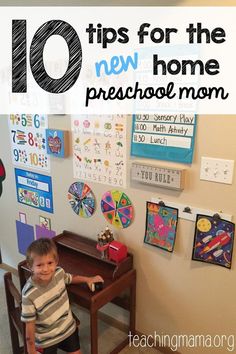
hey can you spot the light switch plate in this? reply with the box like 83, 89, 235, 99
200, 157, 234, 184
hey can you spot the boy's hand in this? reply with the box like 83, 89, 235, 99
87, 275, 104, 291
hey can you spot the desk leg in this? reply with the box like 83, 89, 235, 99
90, 309, 98, 354
129, 282, 136, 335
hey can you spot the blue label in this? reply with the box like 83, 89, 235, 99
15, 168, 53, 213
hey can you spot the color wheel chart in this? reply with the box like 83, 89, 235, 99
101, 190, 134, 228
68, 182, 95, 218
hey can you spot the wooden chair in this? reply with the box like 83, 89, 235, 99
4, 269, 80, 354
4, 272, 27, 354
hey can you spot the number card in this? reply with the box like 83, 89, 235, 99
131, 114, 197, 164
8, 114, 50, 171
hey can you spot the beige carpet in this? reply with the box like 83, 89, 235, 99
0, 267, 160, 354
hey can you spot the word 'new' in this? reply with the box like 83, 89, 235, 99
95, 52, 138, 77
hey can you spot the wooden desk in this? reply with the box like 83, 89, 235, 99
18, 231, 136, 354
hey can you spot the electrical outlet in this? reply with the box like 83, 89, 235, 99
200, 157, 234, 184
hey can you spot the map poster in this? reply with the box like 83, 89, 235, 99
8, 114, 50, 171
72, 115, 127, 188
131, 114, 197, 164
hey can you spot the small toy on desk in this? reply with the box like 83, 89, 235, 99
109, 240, 127, 263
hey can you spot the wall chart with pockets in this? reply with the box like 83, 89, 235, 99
71, 115, 127, 187
8, 114, 50, 171
131, 114, 197, 164
101, 190, 134, 228
68, 182, 96, 218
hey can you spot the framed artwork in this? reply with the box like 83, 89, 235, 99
101, 190, 134, 229
192, 214, 235, 269
46, 129, 69, 158
39, 215, 51, 230
144, 201, 178, 252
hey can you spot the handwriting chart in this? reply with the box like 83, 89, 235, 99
9, 114, 50, 171
71, 115, 127, 187
131, 114, 197, 164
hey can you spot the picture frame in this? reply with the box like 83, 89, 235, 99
192, 214, 235, 269
39, 215, 51, 230
46, 128, 69, 158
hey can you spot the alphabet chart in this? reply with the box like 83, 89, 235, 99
71, 115, 127, 187
131, 114, 197, 164
8, 114, 50, 172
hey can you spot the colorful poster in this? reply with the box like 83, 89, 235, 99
131, 114, 197, 164
192, 214, 235, 269
15, 168, 53, 213
71, 115, 127, 187
39, 216, 51, 230
144, 202, 178, 252
8, 114, 50, 171
46, 129, 69, 158
101, 190, 134, 229
68, 182, 96, 218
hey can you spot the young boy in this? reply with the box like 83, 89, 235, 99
21, 238, 103, 354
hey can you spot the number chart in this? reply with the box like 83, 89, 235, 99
9, 114, 50, 171
71, 115, 127, 187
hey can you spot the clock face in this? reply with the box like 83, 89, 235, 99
101, 190, 134, 228
68, 182, 95, 218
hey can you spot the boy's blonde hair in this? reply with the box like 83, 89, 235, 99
26, 238, 58, 267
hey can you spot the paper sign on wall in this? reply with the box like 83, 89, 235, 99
72, 115, 127, 187
8, 114, 50, 171
131, 114, 197, 164
15, 168, 54, 213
